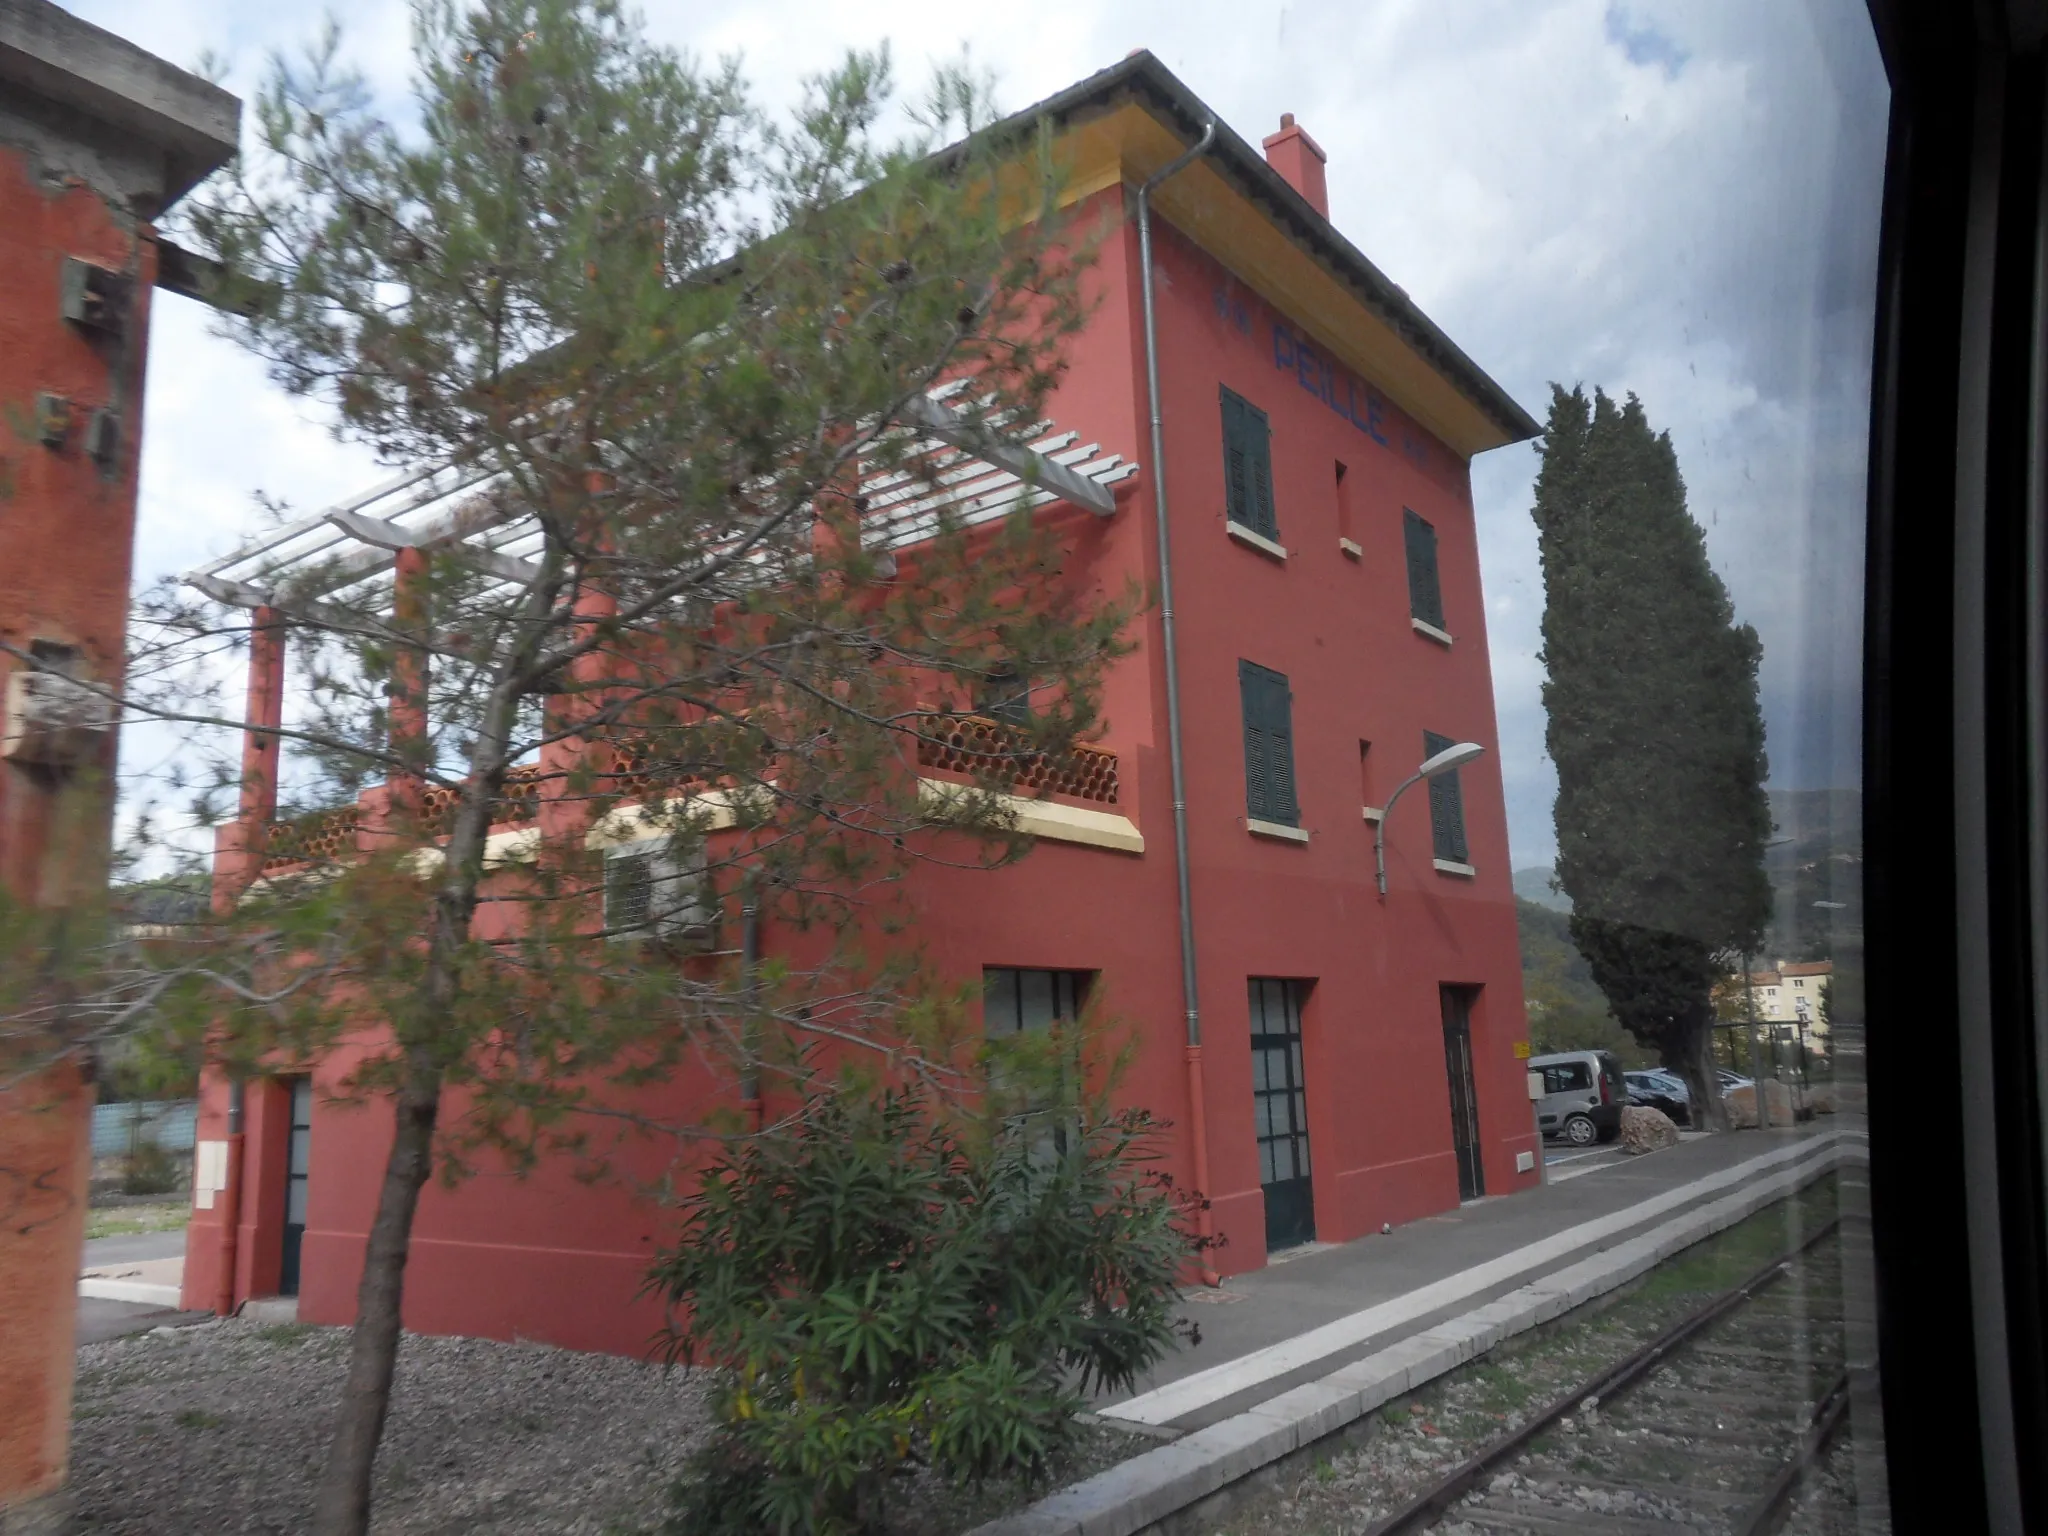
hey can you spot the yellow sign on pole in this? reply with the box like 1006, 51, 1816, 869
1512, 1040, 1532, 1060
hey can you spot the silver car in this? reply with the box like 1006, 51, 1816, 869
1530, 1049, 1627, 1146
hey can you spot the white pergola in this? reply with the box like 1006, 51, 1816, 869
183, 390, 1140, 616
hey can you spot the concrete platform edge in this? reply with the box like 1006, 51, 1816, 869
76, 1278, 181, 1307
969, 1135, 1856, 1536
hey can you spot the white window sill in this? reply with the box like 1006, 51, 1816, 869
1433, 858, 1477, 878
1339, 537, 1363, 560
1361, 805, 1384, 823
1247, 818, 1310, 844
1411, 617, 1454, 647
1226, 521, 1289, 561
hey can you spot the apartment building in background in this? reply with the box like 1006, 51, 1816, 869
1729, 959, 1836, 1049
179, 53, 1542, 1354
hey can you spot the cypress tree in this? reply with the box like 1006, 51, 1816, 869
1532, 386, 1772, 1129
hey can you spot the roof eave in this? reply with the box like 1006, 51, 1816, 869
980, 51, 1541, 450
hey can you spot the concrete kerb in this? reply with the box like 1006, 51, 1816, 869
75, 1277, 181, 1307
1104, 1131, 1845, 1429
970, 1134, 1857, 1536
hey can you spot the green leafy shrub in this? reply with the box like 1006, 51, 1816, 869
648, 1087, 1205, 1534
120, 1138, 184, 1196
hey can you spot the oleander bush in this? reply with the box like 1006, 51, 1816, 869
649, 1085, 1205, 1535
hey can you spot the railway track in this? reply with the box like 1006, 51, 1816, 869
1365, 1221, 1851, 1536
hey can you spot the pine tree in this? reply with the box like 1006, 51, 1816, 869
74, 5, 1138, 1531
1532, 386, 1772, 1129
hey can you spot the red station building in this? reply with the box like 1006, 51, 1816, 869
181, 54, 1542, 1354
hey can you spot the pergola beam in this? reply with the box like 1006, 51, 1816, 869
899, 394, 1117, 517
186, 572, 483, 661
324, 507, 543, 589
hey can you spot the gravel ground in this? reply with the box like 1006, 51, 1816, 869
1204, 1178, 1875, 1536
1781, 1436, 1892, 1536
68, 1318, 1149, 1535
70, 1319, 712, 1534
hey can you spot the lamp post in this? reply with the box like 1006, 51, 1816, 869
1374, 740, 1486, 898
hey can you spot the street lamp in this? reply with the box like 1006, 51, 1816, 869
1374, 740, 1486, 897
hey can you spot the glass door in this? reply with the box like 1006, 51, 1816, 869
1250, 978, 1315, 1251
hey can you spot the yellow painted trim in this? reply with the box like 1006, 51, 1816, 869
918, 777, 1144, 854
1049, 102, 1517, 460
585, 788, 758, 850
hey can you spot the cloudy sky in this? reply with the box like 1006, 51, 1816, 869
74, 0, 1889, 871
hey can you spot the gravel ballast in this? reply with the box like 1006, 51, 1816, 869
69, 1318, 1150, 1534
70, 1319, 712, 1534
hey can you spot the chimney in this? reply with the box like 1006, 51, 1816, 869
1261, 113, 1328, 220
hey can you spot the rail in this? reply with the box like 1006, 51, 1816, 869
1365, 1217, 1850, 1536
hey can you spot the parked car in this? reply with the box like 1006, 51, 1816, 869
1623, 1069, 1691, 1126
1529, 1049, 1628, 1145
1717, 1070, 1754, 1097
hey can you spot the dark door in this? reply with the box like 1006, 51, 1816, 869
279, 1077, 312, 1296
1250, 978, 1315, 1250
1440, 986, 1485, 1200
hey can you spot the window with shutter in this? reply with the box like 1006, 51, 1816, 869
1221, 386, 1278, 540
1404, 509, 1446, 629
1240, 661, 1300, 826
1423, 729, 1470, 862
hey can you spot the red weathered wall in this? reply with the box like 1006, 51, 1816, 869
0, 142, 156, 1520
185, 182, 1537, 1350
1124, 208, 1536, 1262
0, 145, 155, 904
0, 1061, 92, 1510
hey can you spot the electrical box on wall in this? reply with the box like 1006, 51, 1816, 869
2, 652, 115, 767
60, 257, 132, 337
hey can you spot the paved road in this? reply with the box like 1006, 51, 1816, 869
78, 1225, 207, 1344
82, 1228, 186, 1267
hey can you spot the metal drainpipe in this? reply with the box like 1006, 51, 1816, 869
1137, 117, 1220, 1285
739, 885, 763, 1133
213, 1078, 245, 1316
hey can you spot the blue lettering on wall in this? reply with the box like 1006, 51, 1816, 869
1270, 320, 1409, 458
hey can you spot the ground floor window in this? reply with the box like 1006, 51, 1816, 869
983, 968, 1089, 1156
982, 967, 1086, 1035
1250, 977, 1315, 1251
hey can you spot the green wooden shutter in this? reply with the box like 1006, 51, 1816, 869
1221, 389, 1252, 527
1266, 669, 1297, 823
1221, 387, 1278, 540
1246, 400, 1276, 539
1404, 510, 1445, 629
1239, 659, 1270, 820
1241, 661, 1299, 825
1423, 730, 1468, 862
